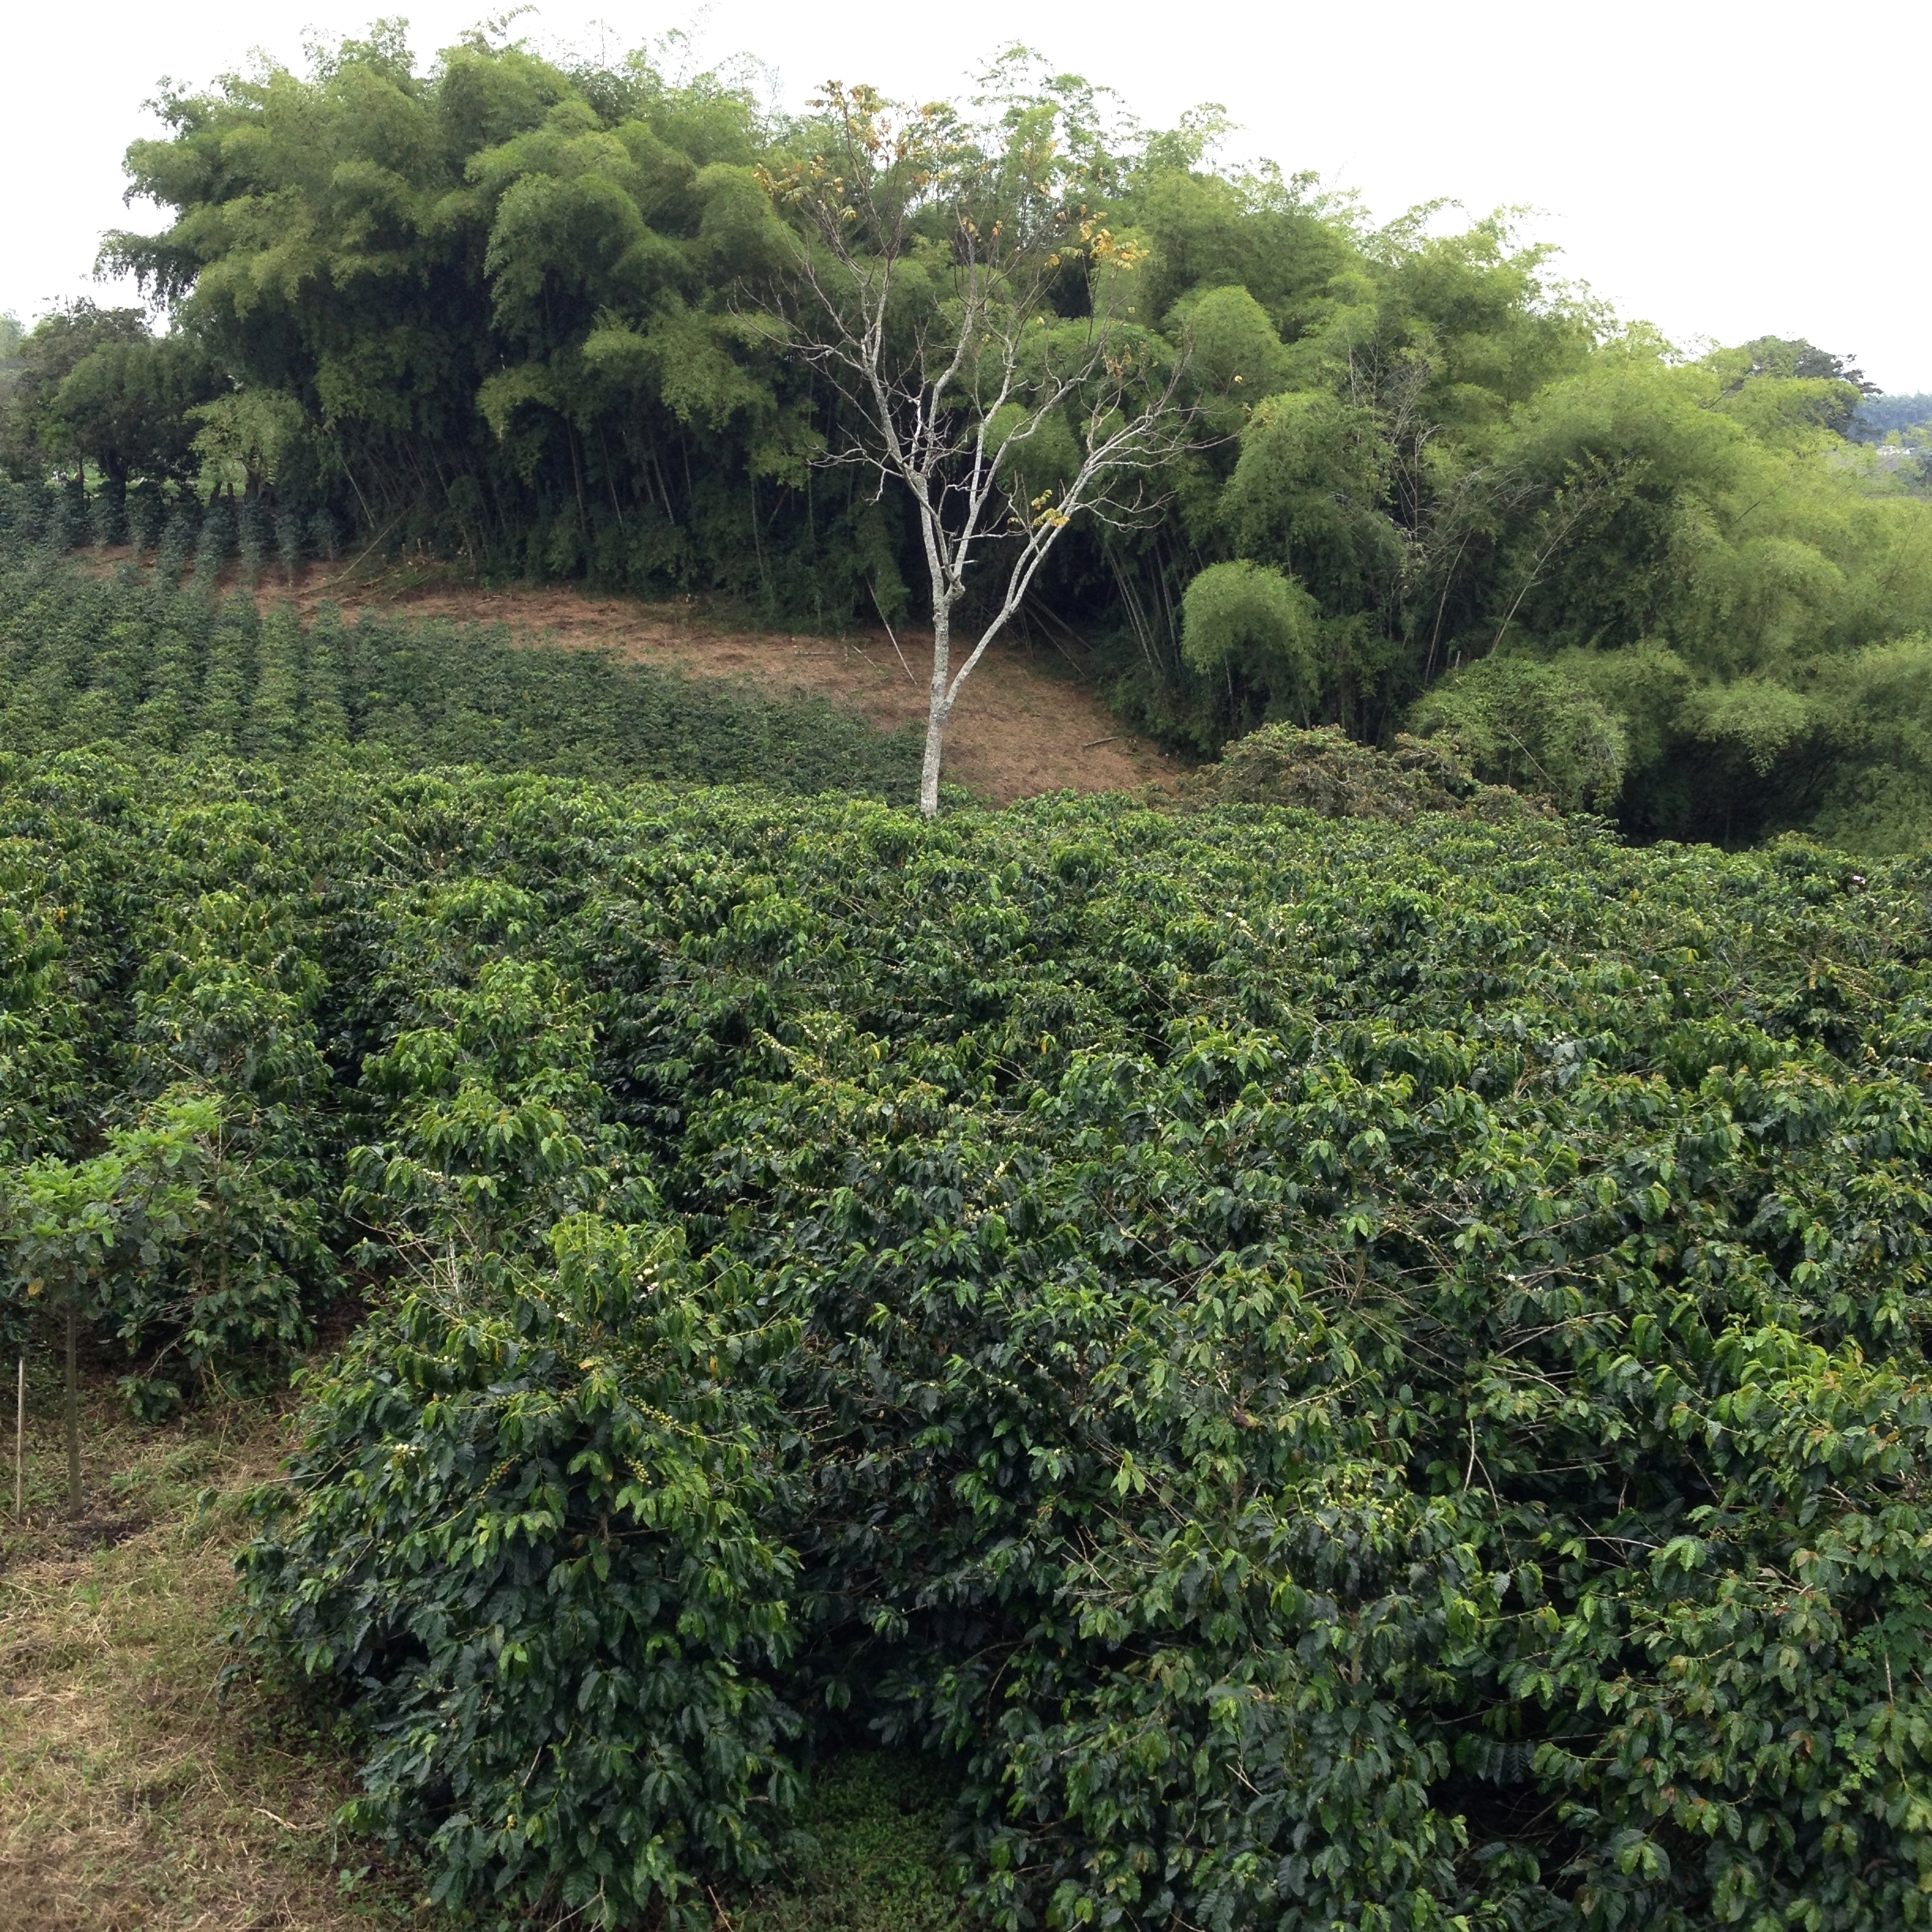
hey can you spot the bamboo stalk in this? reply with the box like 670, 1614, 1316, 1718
14, 1354, 22, 1519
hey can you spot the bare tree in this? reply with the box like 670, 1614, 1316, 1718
762, 83, 1197, 815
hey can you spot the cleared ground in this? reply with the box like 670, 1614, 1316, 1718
77, 549, 1184, 803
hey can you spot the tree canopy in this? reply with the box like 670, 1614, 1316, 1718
4, 24, 1932, 845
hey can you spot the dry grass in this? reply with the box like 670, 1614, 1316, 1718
82, 545, 1184, 805
0, 1361, 423, 1931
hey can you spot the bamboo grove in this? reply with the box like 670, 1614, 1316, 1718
9, 25, 1932, 845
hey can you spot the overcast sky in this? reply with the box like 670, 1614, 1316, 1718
5, 0, 1925, 391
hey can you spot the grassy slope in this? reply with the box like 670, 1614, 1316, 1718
0, 1370, 420, 1930
0, 1363, 966, 1931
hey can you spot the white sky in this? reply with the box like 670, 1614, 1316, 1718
5, 0, 1926, 391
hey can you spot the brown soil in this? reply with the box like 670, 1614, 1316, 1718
312, 567, 1178, 804
92, 549, 1182, 805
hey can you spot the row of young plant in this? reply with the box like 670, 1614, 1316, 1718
0, 545, 920, 799
5, 743, 1932, 1930
2, 474, 343, 585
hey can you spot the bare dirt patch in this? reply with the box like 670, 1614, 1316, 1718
91, 549, 1181, 804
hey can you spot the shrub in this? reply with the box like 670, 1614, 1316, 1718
2, 1086, 324, 1421
238, 1215, 800, 1930
156, 504, 195, 581
192, 499, 234, 585
237, 494, 267, 584
125, 483, 161, 560
88, 485, 122, 550
1411, 652, 1629, 811
273, 505, 303, 582
39, 486, 76, 553
1181, 719, 1528, 819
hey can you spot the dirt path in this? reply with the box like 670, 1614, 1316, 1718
268, 563, 1180, 805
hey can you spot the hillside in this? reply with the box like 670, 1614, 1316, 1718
9, 28, 1932, 841
8, 733, 1932, 1932
46, 545, 1178, 803
11, 21, 1932, 1932
256, 560, 1180, 804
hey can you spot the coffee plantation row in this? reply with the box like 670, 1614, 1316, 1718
6, 714, 1932, 1930
0, 545, 920, 799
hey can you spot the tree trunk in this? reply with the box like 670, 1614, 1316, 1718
919, 605, 953, 818
64, 1306, 80, 1519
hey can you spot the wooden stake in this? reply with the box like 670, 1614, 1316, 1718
65, 1307, 80, 1520
13, 1354, 22, 1520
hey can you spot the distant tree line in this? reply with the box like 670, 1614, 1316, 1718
1852, 392, 1932, 440
8, 22, 1932, 847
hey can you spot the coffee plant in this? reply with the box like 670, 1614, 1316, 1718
273, 505, 303, 582
0, 546, 919, 800
191, 497, 231, 586
125, 482, 161, 561
88, 483, 121, 551
4, 735, 1932, 1930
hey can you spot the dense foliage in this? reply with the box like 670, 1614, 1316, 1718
6, 25, 1932, 845
0, 296, 215, 489
1177, 720, 1534, 821
7, 733, 1932, 1929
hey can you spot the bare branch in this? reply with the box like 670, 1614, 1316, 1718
755, 84, 1210, 814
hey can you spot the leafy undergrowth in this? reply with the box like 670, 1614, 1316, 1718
1179, 720, 1541, 819
0, 1369, 421, 1930
17, 750, 1932, 1929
